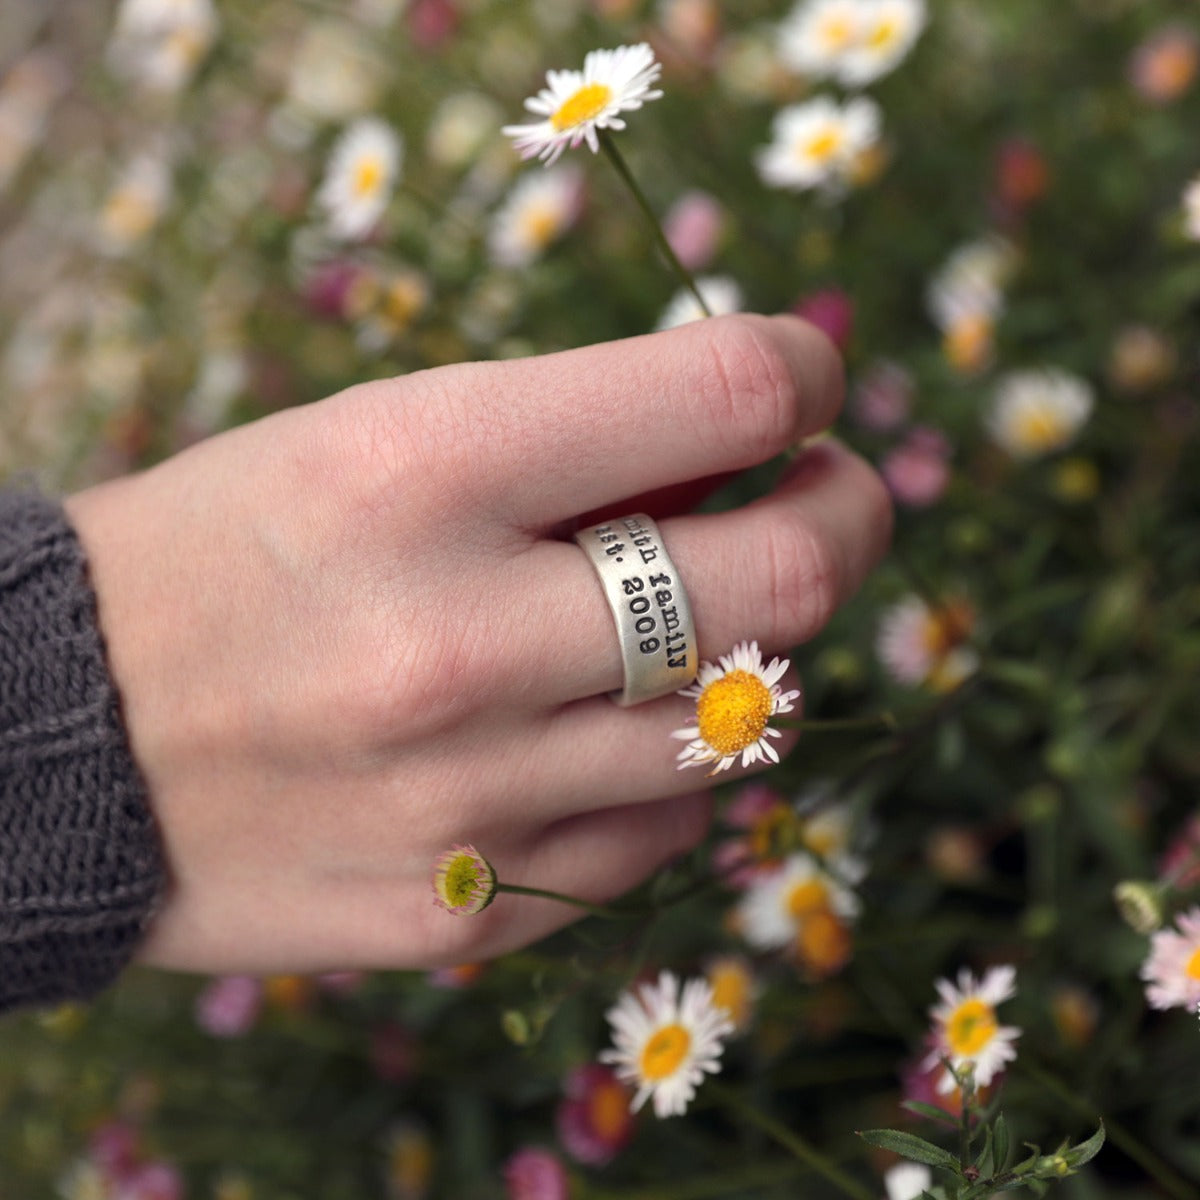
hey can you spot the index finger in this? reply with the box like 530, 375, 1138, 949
429, 313, 844, 529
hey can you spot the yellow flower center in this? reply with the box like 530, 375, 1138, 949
708, 960, 753, 1029
803, 127, 845, 164
749, 804, 796, 860
440, 854, 483, 907
796, 908, 852, 977
353, 154, 385, 199
639, 1023, 692, 1081
589, 1077, 632, 1139
102, 189, 158, 241
945, 997, 997, 1057
944, 312, 993, 374
820, 16, 855, 51
520, 203, 561, 247
695, 670, 772, 756
1013, 406, 1069, 453
1185, 947, 1200, 981
786, 878, 830, 920
867, 17, 900, 50
551, 83, 613, 131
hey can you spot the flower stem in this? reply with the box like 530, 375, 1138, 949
598, 132, 712, 316
496, 882, 628, 920
707, 1082, 875, 1200
775, 712, 899, 733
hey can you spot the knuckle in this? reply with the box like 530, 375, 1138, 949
701, 316, 796, 460
763, 509, 840, 641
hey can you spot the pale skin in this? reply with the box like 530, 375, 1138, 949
64, 313, 892, 977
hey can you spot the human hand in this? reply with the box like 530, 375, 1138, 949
64, 314, 892, 976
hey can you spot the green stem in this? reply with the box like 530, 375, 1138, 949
707, 1082, 875, 1200
775, 712, 900, 734
599, 132, 712, 316
496, 883, 628, 920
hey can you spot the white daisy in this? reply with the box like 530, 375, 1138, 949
876, 595, 978, 692
97, 149, 173, 252
672, 640, 800, 775
987, 368, 1094, 459
756, 95, 881, 193
925, 236, 1015, 333
487, 165, 584, 268
599, 970, 733, 1118
656, 275, 744, 330
1140, 905, 1200, 1011
924, 965, 1021, 1094
737, 851, 863, 951
502, 43, 663, 166
778, 0, 864, 81
839, 0, 927, 87
1182, 175, 1200, 241
885, 1162, 933, 1200
107, 0, 219, 93
315, 117, 403, 241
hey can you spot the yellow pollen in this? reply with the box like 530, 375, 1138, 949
551, 83, 613, 132
1186, 947, 1200, 981
439, 854, 483, 907
944, 312, 993, 374
353, 155, 385, 199
867, 18, 899, 49
639, 1023, 691, 1082
803, 128, 844, 163
695, 670, 772, 757
1014, 406, 1069, 452
708, 961, 753, 1029
820, 16, 855, 50
520, 204, 561, 247
589, 1078, 631, 1139
796, 908, 852, 977
945, 997, 997, 1057
786, 878, 830, 921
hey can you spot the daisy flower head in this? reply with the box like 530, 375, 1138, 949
839, 0, 928, 87
502, 43, 663, 166
885, 1163, 933, 1200
672, 641, 800, 775
599, 970, 734, 1118
925, 965, 1020, 1094
756, 95, 881, 193
737, 850, 863, 952
431, 844, 496, 915
487, 165, 584, 269
316, 117, 403, 241
876, 595, 978, 692
778, 0, 864, 81
108, 0, 219, 93
988, 368, 1094, 460
656, 275, 744, 330
1140, 905, 1200, 1011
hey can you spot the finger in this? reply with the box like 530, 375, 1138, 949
501, 438, 891, 706
406, 313, 843, 528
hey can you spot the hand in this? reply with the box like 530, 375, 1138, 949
64, 314, 892, 976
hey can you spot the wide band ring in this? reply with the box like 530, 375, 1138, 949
573, 513, 699, 706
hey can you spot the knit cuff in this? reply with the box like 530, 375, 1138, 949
0, 488, 166, 1012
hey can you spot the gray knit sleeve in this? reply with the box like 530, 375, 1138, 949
0, 488, 166, 1012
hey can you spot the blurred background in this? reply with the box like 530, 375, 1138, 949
1, 1, 1199, 1197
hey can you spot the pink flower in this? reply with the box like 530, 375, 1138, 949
194, 975, 263, 1038
663, 190, 724, 272
1141, 906, 1200, 1011
714, 782, 793, 887
556, 1064, 635, 1166
303, 260, 366, 321
88, 1121, 140, 1179
503, 1147, 570, 1200
1129, 26, 1198, 104
881, 426, 952, 508
792, 288, 854, 351
1160, 811, 1200, 891
990, 137, 1049, 223
112, 1162, 184, 1200
850, 361, 913, 432
370, 1021, 417, 1084
408, 0, 460, 49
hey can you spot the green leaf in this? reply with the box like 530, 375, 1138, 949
974, 1124, 994, 1177
1065, 1123, 1105, 1168
857, 1129, 961, 1171
901, 1100, 961, 1129
993, 1113, 1011, 1171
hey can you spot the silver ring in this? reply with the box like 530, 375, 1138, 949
573, 513, 699, 706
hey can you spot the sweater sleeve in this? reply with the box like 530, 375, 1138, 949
0, 488, 166, 1012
